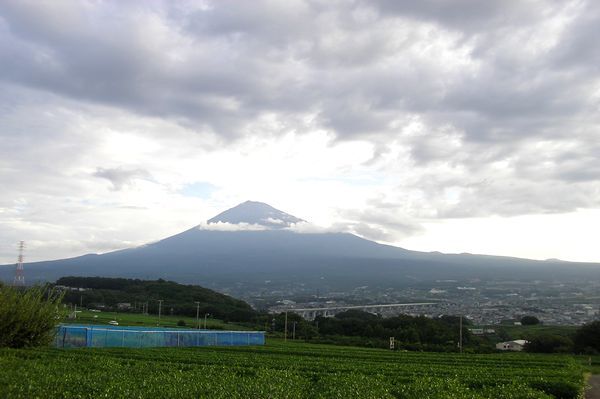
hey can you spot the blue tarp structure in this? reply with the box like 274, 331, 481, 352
55, 324, 265, 348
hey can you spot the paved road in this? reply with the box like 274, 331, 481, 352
587, 375, 600, 399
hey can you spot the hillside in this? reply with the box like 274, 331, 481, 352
56, 276, 257, 322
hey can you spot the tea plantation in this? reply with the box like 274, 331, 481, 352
0, 340, 585, 398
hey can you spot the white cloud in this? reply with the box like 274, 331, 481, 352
0, 0, 599, 264
197, 222, 267, 232
401, 209, 600, 263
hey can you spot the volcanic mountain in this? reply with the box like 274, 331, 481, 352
207, 200, 305, 228
1, 201, 600, 291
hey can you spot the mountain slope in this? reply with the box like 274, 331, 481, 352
1, 202, 600, 290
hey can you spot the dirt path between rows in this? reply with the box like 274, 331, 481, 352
586, 375, 600, 399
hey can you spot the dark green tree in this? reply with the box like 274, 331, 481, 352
573, 321, 600, 354
524, 334, 573, 353
520, 316, 540, 325
0, 285, 63, 348
335, 310, 379, 321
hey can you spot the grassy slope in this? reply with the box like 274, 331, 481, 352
0, 339, 585, 399
61, 309, 251, 331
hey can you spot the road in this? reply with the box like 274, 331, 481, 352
587, 375, 600, 399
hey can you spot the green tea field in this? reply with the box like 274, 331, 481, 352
0, 340, 585, 398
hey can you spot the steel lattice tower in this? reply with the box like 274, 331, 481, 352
13, 241, 25, 286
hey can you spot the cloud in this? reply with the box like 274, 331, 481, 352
197, 222, 267, 232
335, 205, 425, 243
93, 167, 151, 190
0, 0, 596, 145
1, 0, 599, 263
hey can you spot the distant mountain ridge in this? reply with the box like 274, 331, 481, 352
1, 201, 599, 291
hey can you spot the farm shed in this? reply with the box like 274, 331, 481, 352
496, 339, 528, 351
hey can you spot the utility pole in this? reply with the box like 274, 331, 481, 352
284, 312, 288, 342
158, 300, 163, 326
204, 313, 209, 329
292, 321, 296, 340
195, 302, 200, 329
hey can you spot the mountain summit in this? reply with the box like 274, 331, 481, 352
207, 201, 305, 229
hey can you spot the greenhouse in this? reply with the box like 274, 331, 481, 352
55, 324, 265, 348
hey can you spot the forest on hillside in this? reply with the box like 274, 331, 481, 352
56, 276, 257, 322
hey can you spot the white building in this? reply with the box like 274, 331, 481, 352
496, 340, 528, 351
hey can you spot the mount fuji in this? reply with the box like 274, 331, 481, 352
1, 201, 599, 291
207, 200, 305, 228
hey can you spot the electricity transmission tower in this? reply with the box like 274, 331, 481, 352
13, 241, 25, 286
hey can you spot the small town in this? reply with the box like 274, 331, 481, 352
259, 279, 600, 326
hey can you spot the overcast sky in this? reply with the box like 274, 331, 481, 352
1, 0, 599, 265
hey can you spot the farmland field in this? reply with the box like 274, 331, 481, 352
0, 339, 585, 398
61, 309, 248, 331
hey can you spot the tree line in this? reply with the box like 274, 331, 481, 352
56, 276, 257, 322
264, 309, 491, 352
523, 322, 600, 354
266, 309, 600, 354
